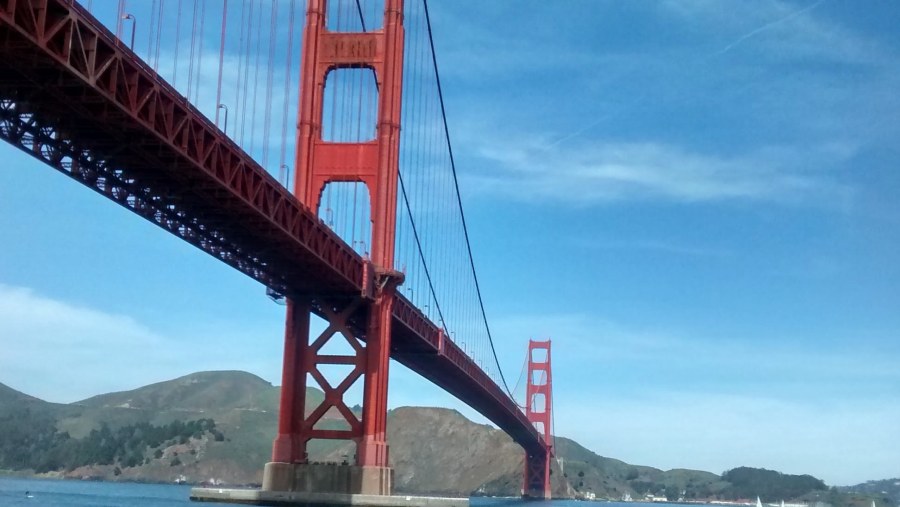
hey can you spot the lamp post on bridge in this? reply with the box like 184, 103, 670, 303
121, 14, 135, 51
217, 104, 228, 136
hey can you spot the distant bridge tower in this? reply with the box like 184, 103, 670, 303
264, 0, 405, 496
524, 339, 554, 499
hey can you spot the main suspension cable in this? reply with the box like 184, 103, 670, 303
351, 0, 447, 331
421, 0, 512, 397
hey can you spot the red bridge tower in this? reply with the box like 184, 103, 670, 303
524, 339, 554, 499
263, 0, 405, 496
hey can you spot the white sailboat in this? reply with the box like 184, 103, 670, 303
756, 497, 763, 507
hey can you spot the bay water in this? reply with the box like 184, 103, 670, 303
0, 476, 647, 507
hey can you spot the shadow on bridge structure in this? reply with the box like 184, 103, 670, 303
0, 0, 557, 502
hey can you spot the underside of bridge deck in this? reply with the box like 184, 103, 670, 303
0, 0, 552, 501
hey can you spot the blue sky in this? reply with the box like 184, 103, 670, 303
1, 0, 898, 486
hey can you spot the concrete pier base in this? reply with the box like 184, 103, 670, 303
262, 462, 393, 495
189, 487, 470, 507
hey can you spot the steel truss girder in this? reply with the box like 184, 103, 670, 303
0, 0, 550, 464
303, 299, 366, 440
0, 0, 363, 297
0, 0, 455, 360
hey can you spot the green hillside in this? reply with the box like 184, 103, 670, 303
76, 370, 281, 412
1, 372, 325, 484
841, 478, 900, 507
0, 383, 60, 472
0, 382, 44, 404
549, 436, 728, 499
0, 371, 889, 503
722, 467, 827, 502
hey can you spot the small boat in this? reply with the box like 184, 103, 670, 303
757, 497, 763, 507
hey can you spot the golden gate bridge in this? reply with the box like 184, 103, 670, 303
0, 0, 556, 501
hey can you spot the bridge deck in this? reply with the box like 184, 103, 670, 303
0, 0, 546, 456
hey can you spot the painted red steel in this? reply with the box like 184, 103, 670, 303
0, 0, 362, 299
272, 0, 404, 469
0, 0, 550, 474
524, 339, 553, 499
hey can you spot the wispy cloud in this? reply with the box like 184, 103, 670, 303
714, 0, 826, 56
0, 284, 283, 403
465, 139, 854, 207
572, 237, 732, 259
439, 0, 898, 197
663, 0, 888, 66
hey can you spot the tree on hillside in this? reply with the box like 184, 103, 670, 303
0, 416, 221, 473
722, 467, 826, 501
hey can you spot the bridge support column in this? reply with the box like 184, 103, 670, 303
271, 299, 312, 465
262, 288, 400, 496
524, 450, 552, 500
523, 339, 554, 499
357, 276, 399, 492
264, 296, 383, 495
263, 0, 405, 498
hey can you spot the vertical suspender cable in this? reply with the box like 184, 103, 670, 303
248, 0, 264, 155
239, 0, 255, 146
398, 173, 448, 332
278, 0, 297, 188
173, 0, 183, 87
194, 0, 207, 106
116, 0, 125, 41
186, 0, 199, 101
262, 0, 279, 169
405, 4, 424, 308
234, 0, 247, 142
147, 0, 158, 60
215, 0, 229, 130
154, 0, 165, 72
